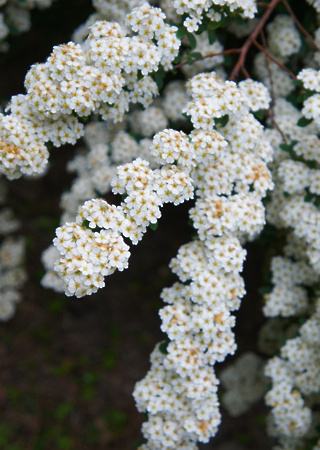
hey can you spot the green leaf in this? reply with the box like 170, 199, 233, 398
265, 382, 273, 391
304, 192, 314, 203
258, 286, 272, 295
208, 29, 216, 45
254, 109, 264, 120
159, 341, 169, 354
186, 32, 197, 50
154, 69, 165, 90
279, 143, 292, 153
221, 14, 233, 27
297, 116, 313, 127
187, 55, 193, 65
176, 26, 186, 39
215, 114, 229, 127
255, 414, 266, 426
172, 54, 181, 65
298, 317, 307, 325
78, 115, 91, 124
82, 220, 91, 229
292, 79, 303, 88
190, 52, 202, 59
149, 221, 158, 231
224, 54, 233, 67
208, 21, 222, 30
235, 15, 246, 25
45, 140, 55, 149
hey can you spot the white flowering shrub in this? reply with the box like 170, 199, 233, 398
4, 0, 320, 448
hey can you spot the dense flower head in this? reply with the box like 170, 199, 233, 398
131, 69, 274, 448
129, 107, 168, 138
266, 15, 301, 58
220, 353, 266, 417
162, 80, 190, 122
254, 52, 295, 98
184, 73, 246, 129
298, 68, 320, 92
53, 142, 194, 294
171, 0, 257, 32
238, 79, 271, 111
53, 222, 131, 297
0, 3, 181, 180
92, 0, 144, 25
133, 345, 221, 448
150, 129, 196, 171
0, 232, 26, 321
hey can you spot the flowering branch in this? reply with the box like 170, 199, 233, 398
281, 0, 320, 52
252, 38, 298, 80
174, 48, 240, 70
257, 2, 272, 6
260, 29, 276, 102
266, 109, 289, 144
229, 0, 281, 81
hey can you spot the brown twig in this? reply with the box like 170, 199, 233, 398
174, 48, 240, 70
252, 39, 297, 80
260, 30, 275, 103
281, 0, 320, 52
241, 66, 251, 78
266, 109, 289, 144
229, 0, 281, 81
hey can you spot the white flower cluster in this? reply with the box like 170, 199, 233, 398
186, 74, 273, 242
238, 79, 272, 112
0, 3, 180, 180
254, 15, 301, 98
265, 355, 312, 443
41, 83, 189, 295
181, 32, 225, 79
0, 176, 26, 321
134, 342, 220, 450
126, 3, 181, 70
220, 352, 266, 417
72, 0, 146, 42
227, 16, 258, 38
162, 80, 190, 122
0, 179, 20, 234
92, 0, 143, 25
306, 0, 320, 13
265, 98, 320, 274
263, 256, 318, 317
264, 301, 320, 448
266, 15, 301, 59
41, 122, 121, 292
52, 128, 194, 297
129, 106, 168, 137
133, 72, 273, 449
299, 68, 320, 127
262, 53, 320, 447
0, 235, 26, 321
171, 0, 257, 33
